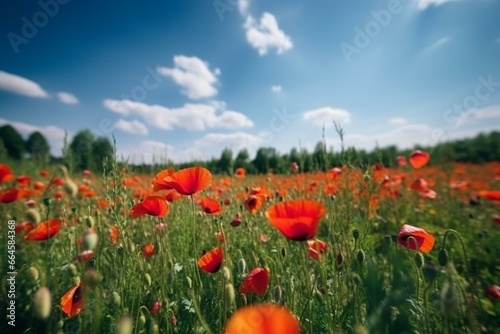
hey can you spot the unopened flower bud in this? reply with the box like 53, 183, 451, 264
34, 287, 51, 319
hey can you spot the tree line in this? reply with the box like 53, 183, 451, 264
1, 124, 499, 174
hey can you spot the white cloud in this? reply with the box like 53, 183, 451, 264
238, 0, 250, 15
424, 36, 450, 52
157, 55, 220, 99
303, 107, 351, 127
117, 140, 206, 164
388, 117, 409, 126
0, 118, 68, 156
244, 13, 293, 55
416, 0, 461, 10
103, 99, 254, 131
195, 131, 263, 152
460, 104, 500, 123
271, 85, 282, 93
115, 119, 148, 135
57, 92, 79, 105
0, 70, 49, 98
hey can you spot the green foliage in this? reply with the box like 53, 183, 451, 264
0, 124, 25, 159
25, 131, 50, 162
67, 129, 114, 172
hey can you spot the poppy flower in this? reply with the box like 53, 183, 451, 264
75, 250, 95, 263
152, 168, 174, 191
24, 219, 61, 241
223, 303, 300, 334
486, 285, 500, 299
155, 223, 167, 232
410, 179, 437, 199
161, 167, 212, 196
150, 300, 162, 314
61, 283, 84, 317
307, 239, 328, 260
478, 190, 500, 201
16, 175, 31, 188
244, 195, 262, 213
34, 181, 45, 191
230, 217, 242, 227
409, 150, 430, 169
109, 225, 119, 244
82, 170, 91, 177
197, 246, 223, 273
240, 268, 270, 295
259, 234, 268, 243
0, 164, 14, 183
235, 167, 246, 178
199, 197, 222, 215
15, 221, 35, 234
397, 224, 435, 253
164, 189, 182, 202
0, 188, 23, 203
39, 169, 50, 177
493, 215, 500, 226
130, 196, 169, 218
291, 162, 299, 173
265, 199, 326, 241
326, 167, 342, 180
141, 243, 155, 258
214, 231, 226, 243
396, 155, 407, 166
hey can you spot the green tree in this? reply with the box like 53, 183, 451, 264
26, 131, 50, 161
69, 129, 95, 171
217, 148, 233, 175
92, 136, 114, 173
0, 125, 25, 159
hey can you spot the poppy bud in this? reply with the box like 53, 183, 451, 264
43, 197, 52, 208
26, 208, 41, 224
363, 173, 371, 182
69, 264, 78, 277
72, 276, 81, 285
138, 314, 146, 327
85, 216, 95, 228
186, 276, 192, 289
438, 249, 449, 267
224, 283, 236, 309
83, 228, 98, 250
112, 291, 121, 306
281, 247, 286, 258
356, 249, 365, 264
336, 252, 344, 266
34, 287, 51, 319
146, 318, 159, 334
222, 266, 231, 282
414, 252, 424, 269
27, 266, 39, 282
57, 319, 64, 330
145, 273, 152, 287
274, 285, 283, 305
117, 316, 133, 334
330, 195, 336, 201
170, 315, 177, 326
352, 229, 360, 241
238, 259, 247, 275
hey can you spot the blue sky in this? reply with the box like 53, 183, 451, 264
1, 0, 499, 164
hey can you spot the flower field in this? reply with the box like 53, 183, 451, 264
1, 153, 500, 333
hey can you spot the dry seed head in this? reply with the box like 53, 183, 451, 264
33, 287, 51, 319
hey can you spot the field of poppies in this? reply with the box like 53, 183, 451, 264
1, 151, 500, 333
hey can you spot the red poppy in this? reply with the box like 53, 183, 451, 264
197, 246, 223, 273
75, 250, 95, 263
16, 175, 31, 188
397, 224, 435, 253
235, 167, 246, 178
0, 188, 24, 203
396, 155, 407, 166
24, 219, 61, 241
15, 221, 35, 234
130, 196, 169, 218
61, 283, 84, 317
82, 170, 91, 177
153, 168, 174, 191
39, 169, 50, 177
161, 167, 212, 196
141, 243, 155, 258
259, 234, 268, 243
164, 189, 182, 202
34, 181, 45, 191
409, 150, 430, 169
0, 164, 14, 183
223, 303, 299, 334
291, 162, 299, 173
199, 197, 222, 215
230, 217, 242, 227
265, 199, 326, 241
307, 239, 328, 260
150, 300, 162, 314
214, 231, 226, 243
326, 167, 342, 180
486, 285, 500, 299
410, 178, 437, 199
240, 268, 270, 295
478, 190, 500, 201
110, 225, 119, 244
244, 194, 262, 213
493, 214, 500, 226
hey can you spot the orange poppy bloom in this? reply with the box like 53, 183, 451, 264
153, 168, 174, 191
199, 197, 222, 215
141, 243, 155, 258
109, 225, 119, 244
15, 221, 35, 234
396, 155, 407, 166
244, 195, 262, 213
161, 167, 212, 196
235, 167, 246, 178
164, 189, 182, 202
16, 175, 31, 188
291, 162, 299, 173
0, 164, 14, 183
39, 169, 50, 177
397, 224, 435, 253
409, 150, 430, 169
478, 190, 500, 201
224, 303, 300, 334
24, 219, 61, 241
61, 283, 84, 317
327, 167, 342, 180
130, 196, 169, 218
240, 268, 270, 295
0, 188, 23, 203
197, 246, 223, 273
265, 199, 326, 241
34, 181, 46, 191
307, 239, 328, 260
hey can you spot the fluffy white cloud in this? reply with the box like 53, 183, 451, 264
416, 0, 461, 10
271, 85, 282, 93
303, 107, 351, 127
103, 99, 254, 131
157, 56, 220, 99
115, 119, 148, 135
0, 118, 68, 156
388, 117, 408, 126
238, 0, 250, 14
459, 104, 500, 123
57, 92, 79, 105
195, 131, 263, 152
117, 140, 206, 164
0, 70, 49, 98
244, 13, 293, 55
